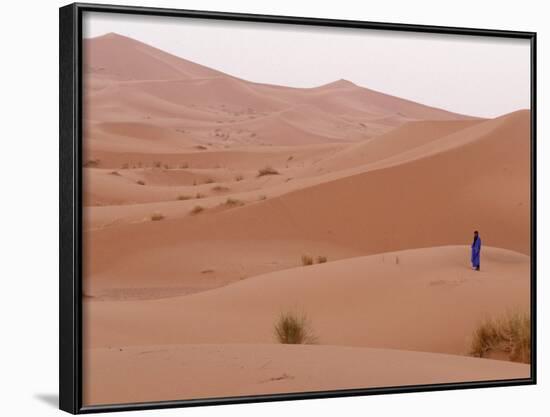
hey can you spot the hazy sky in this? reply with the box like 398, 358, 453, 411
84, 12, 531, 118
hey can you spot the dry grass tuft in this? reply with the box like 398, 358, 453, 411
204, 178, 215, 184
179, 162, 189, 169
109, 171, 121, 176
150, 212, 164, 221
317, 256, 328, 264
257, 166, 280, 177
195, 145, 208, 150
212, 185, 230, 192
136, 180, 146, 186
224, 198, 244, 207
274, 311, 317, 344
195, 193, 204, 199
235, 174, 244, 182
177, 195, 192, 201
470, 312, 531, 363
84, 159, 100, 168
190, 205, 204, 215
153, 161, 162, 168
301, 255, 314, 266
258, 195, 267, 201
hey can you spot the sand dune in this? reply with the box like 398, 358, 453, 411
81, 32, 532, 406
307, 118, 483, 173
83, 110, 530, 296
83, 33, 473, 153
84, 246, 530, 355
84, 33, 225, 81
84, 343, 529, 405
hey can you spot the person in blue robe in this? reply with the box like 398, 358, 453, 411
471, 230, 481, 271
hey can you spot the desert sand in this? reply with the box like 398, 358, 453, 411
85, 344, 529, 405
82, 33, 531, 405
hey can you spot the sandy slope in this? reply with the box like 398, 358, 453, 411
84, 246, 530, 355
83, 343, 529, 405
82, 110, 530, 300
83, 33, 225, 81
81, 117, 483, 223
83, 33, 473, 156
80, 33, 532, 406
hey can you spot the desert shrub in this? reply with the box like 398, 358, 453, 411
274, 311, 317, 344
109, 171, 121, 176
301, 255, 314, 266
177, 195, 192, 201
195, 193, 204, 199
212, 185, 230, 192
257, 166, 280, 177
136, 180, 146, 186
190, 205, 204, 215
153, 161, 162, 168
317, 256, 328, 264
150, 212, 164, 221
180, 162, 189, 169
258, 195, 267, 201
224, 198, 244, 207
121, 163, 129, 169
204, 178, 215, 184
235, 174, 244, 182
470, 312, 531, 363
83, 159, 100, 168
195, 145, 208, 150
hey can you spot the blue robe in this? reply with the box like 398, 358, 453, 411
471, 237, 481, 268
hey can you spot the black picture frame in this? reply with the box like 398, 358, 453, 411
59, 2, 537, 414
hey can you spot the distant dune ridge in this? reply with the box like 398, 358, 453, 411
82, 33, 531, 405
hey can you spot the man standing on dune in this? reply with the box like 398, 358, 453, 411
471, 230, 481, 271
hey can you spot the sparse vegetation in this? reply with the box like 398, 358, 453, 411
204, 178, 215, 184
317, 256, 328, 264
212, 185, 230, 192
469, 312, 531, 363
179, 162, 189, 169
257, 166, 280, 177
153, 161, 162, 168
301, 255, 314, 266
150, 212, 164, 221
274, 311, 317, 344
121, 163, 129, 169
177, 195, 192, 201
224, 198, 244, 207
190, 205, 204, 215
84, 159, 100, 168
235, 174, 244, 182
195, 145, 208, 150
258, 195, 267, 201
195, 193, 204, 199
136, 180, 146, 186
109, 171, 121, 176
